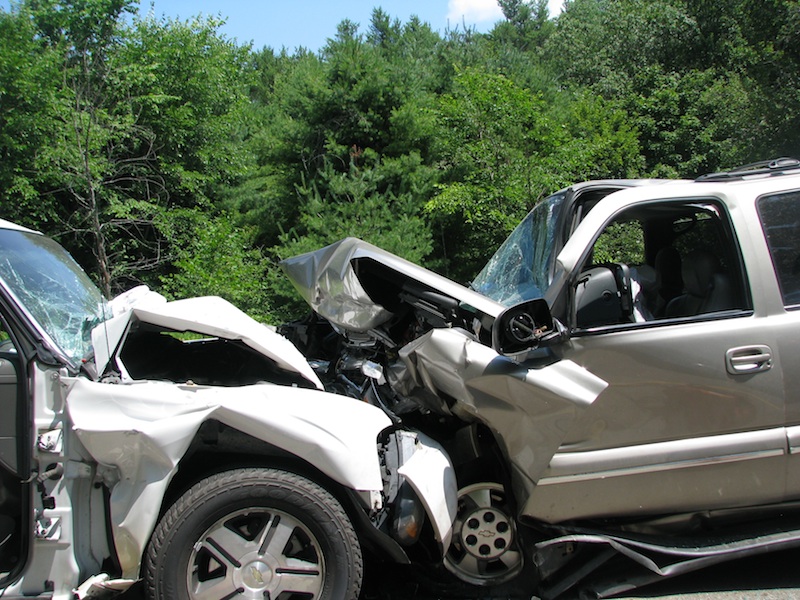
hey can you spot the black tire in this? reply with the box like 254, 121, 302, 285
144, 467, 362, 600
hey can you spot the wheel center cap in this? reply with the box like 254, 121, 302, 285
242, 560, 273, 589
461, 507, 512, 560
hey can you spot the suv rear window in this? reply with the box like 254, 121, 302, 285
758, 190, 800, 307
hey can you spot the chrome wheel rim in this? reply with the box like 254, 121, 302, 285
187, 507, 325, 599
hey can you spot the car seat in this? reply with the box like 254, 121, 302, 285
653, 246, 683, 317
665, 249, 735, 317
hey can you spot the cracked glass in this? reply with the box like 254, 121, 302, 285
0, 229, 109, 364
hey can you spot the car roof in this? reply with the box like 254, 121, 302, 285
0, 218, 40, 234
568, 179, 681, 193
695, 157, 800, 182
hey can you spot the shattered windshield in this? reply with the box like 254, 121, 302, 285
0, 229, 109, 364
471, 193, 566, 306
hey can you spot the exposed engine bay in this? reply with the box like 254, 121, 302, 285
118, 324, 316, 388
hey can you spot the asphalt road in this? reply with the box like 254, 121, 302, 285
119, 546, 800, 599
367, 549, 800, 599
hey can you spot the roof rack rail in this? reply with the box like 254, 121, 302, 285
696, 157, 800, 182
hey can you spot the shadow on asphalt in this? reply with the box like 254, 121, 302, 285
118, 547, 800, 599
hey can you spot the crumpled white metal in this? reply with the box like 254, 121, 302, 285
65, 377, 392, 577
91, 286, 322, 389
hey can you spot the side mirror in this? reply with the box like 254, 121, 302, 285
492, 299, 564, 356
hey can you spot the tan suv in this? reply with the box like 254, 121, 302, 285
281, 158, 800, 598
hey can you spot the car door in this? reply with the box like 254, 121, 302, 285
0, 317, 25, 583
757, 188, 800, 498
525, 196, 788, 523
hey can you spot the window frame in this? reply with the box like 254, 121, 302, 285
756, 189, 800, 310
568, 197, 753, 335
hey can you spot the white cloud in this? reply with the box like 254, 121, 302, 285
446, 0, 564, 27
447, 0, 504, 25
548, 0, 565, 16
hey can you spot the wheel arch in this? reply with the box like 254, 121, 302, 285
160, 421, 369, 520
144, 465, 364, 599
146, 421, 410, 576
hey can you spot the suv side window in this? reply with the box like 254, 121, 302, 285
757, 190, 800, 307
576, 199, 750, 328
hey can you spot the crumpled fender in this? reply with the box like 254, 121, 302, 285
398, 432, 458, 552
398, 328, 608, 499
65, 378, 392, 578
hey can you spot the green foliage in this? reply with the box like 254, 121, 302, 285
493, 0, 554, 51
118, 13, 252, 202
3, 0, 800, 319
0, 9, 63, 226
1, 0, 251, 297
546, 0, 800, 173
542, 92, 644, 182
269, 149, 435, 320
158, 211, 274, 322
623, 66, 754, 176
593, 221, 645, 264
546, 0, 701, 92
426, 68, 552, 280
426, 69, 642, 281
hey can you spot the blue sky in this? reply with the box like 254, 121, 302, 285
0, 0, 565, 53
133, 0, 565, 52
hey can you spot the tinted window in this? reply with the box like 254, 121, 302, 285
758, 190, 800, 307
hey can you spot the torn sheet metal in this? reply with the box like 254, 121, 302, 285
74, 574, 136, 599
280, 237, 504, 332
92, 287, 322, 389
280, 238, 393, 332
536, 522, 800, 599
397, 328, 607, 496
65, 377, 392, 577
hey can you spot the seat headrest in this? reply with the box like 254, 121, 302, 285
682, 250, 721, 297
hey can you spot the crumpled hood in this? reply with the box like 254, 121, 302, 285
91, 286, 322, 389
280, 237, 504, 332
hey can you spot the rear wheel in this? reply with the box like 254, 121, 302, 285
144, 467, 362, 600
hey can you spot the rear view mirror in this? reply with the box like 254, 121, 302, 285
492, 299, 561, 356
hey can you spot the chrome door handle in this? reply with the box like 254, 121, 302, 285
725, 345, 773, 374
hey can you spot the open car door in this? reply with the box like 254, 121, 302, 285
0, 316, 28, 589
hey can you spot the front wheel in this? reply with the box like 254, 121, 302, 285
444, 482, 524, 585
144, 467, 363, 600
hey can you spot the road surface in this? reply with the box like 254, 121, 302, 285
118, 546, 800, 599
